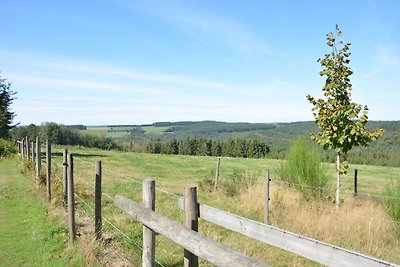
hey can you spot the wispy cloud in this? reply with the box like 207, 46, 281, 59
2, 48, 315, 124
112, 0, 271, 56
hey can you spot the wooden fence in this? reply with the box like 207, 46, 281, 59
176, 198, 396, 267
115, 191, 267, 267
15, 137, 398, 267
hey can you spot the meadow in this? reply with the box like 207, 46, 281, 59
42, 145, 400, 266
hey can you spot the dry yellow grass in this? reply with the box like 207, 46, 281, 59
235, 181, 400, 264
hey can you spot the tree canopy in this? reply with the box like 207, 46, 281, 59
306, 25, 383, 173
0, 74, 17, 139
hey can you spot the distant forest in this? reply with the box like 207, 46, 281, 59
11, 120, 400, 167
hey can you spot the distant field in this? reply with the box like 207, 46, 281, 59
46, 145, 400, 266
84, 125, 170, 139
141, 125, 170, 134
84, 126, 133, 138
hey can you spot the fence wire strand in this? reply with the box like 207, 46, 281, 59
74, 192, 166, 267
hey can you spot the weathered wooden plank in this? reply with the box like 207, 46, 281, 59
46, 140, 51, 200
67, 153, 76, 242
35, 137, 41, 185
177, 199, 396, 267
142, 180, 155, 267
184, 187, 199, 267
115, 195, 268, 267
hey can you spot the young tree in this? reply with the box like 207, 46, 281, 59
307, 25, 383, 208
0, 74, 17, 139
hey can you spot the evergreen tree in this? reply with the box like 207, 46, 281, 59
0, 74, 17, 138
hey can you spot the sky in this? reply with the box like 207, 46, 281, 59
1, 0, 399, 126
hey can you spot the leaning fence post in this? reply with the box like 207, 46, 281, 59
63, 149, 68, 204
264, 169, 271, 224
184, 186, 199, 267
354, 169, 358, 197
46, 140, 51, 200
95, 161, 102, 240
214, 157, 221, 189
67, 153, 76, 242
36, 137, 41, 185
142, 179, 155, 267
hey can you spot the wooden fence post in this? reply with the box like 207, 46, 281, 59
67, 153, 76, 242
63, 149, 68, 204
354, 169, 358, 196
184, 186, 199, 267
46, 140, 51, 200
142, 179, 155, 267
36, 137, 41, 185
95, 161, 102, 240
22, 137, 26, 160
214, 157, 221, 189
264, 169, 271, 224
26, 136, 30, 160
31, 141, 35, 162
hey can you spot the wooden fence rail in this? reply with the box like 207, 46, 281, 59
114, 194, 268, 267
177, 198, 396, 267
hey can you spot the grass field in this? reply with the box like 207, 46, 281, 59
83, 126, 131, 138
0, 158, 99, 267
37, 145, 399, 266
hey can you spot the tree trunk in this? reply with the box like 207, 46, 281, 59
336, 154, 341, 210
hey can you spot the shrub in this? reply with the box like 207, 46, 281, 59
275, 138, 329, 200
0, 139, 16, 158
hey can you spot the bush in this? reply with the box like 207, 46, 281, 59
275, 138, 329, 200
384, 179, 400, 223
0, 139, 16, 158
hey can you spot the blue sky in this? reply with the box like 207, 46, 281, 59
1, 0, 399, 125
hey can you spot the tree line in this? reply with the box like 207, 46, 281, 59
11, 122, 119, 150
146, 137, 270, 158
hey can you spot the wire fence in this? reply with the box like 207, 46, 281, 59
38, 147, 170, 266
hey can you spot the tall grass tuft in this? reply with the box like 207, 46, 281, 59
384, 179, 400, 223
222, 168, 259, 196
275, 137, 329, 200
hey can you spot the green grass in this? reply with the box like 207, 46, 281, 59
45, 146, 400, 266
0, 158, 98, 267
83, 125, 171, 138
83, 127, 131, 138
141, 125, 170, 134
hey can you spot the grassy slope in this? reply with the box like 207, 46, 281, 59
0, 158, 96, 267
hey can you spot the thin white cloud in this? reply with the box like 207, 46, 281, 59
1, 49, 354, 125
0, 49, 227, 91
112, 0, 271, 56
